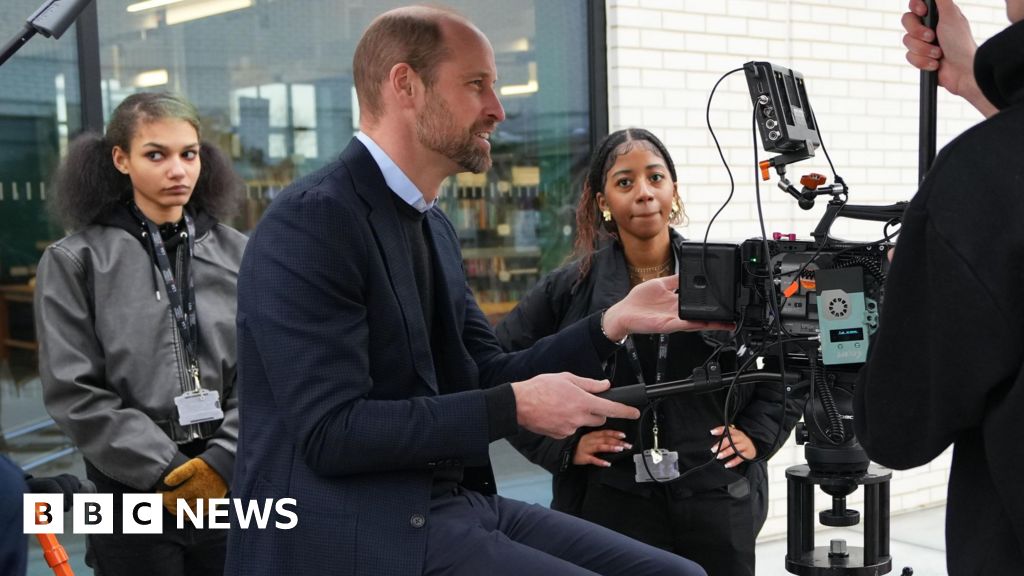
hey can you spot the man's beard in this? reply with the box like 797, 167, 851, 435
416, 91, 492, 173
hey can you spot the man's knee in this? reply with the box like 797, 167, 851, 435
652, 554, 707, 576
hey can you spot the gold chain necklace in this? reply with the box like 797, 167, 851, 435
627, 258, 672, 284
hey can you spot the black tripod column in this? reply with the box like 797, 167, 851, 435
787, 471, 816, 561
785, 464, 893, 575
863, 475, 891, 564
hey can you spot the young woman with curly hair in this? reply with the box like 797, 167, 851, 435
35, 92, 246, 576
497, 128, 800, 576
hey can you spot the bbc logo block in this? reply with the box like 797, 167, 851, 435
73, 493, 114, 534
23, 493, 298, 534
23, 494, 64, 534
122, 494, 164, 534
24, 494, 162, 534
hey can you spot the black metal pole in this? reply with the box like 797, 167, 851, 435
75, 0, 103, 134
919, 0, 939, 183
787, 476, 802, 561
864, 483, 879, 563
587, 0, 609, 148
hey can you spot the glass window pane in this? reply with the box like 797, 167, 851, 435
290, 84, 317, 129
95, 0, 592, 322
259, 83, 288, 128
0, 2, 82, 282
0, 0, 83, 457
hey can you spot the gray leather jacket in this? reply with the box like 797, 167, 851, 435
35, 221, 246, 490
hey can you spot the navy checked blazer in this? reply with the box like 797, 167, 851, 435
225, 139, 617, 576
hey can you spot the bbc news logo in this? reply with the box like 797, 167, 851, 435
23, 494, 298, 534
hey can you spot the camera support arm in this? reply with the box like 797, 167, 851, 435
761, 160, 907, 244
598, 368, 802, 407
758, 153, 846, 211
0, 0, 94, 67
758, 152, 813, 181
777, 170, 850, 211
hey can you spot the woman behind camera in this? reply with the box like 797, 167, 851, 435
496, 128, 800, 576
35, 92, 245, 576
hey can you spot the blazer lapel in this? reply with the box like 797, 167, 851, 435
340, 139, 438, 393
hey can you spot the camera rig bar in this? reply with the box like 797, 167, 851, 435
598, 367, 802, 407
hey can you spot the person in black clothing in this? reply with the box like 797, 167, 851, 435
496, 128, 801, 576
855, 1, 1024, 573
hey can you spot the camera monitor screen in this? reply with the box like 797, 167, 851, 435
743, 61, 821, 155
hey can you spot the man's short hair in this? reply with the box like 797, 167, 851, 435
353, 6, 463, 121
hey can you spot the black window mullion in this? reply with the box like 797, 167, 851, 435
75, 0, 102, 134
586, 0, 608, 150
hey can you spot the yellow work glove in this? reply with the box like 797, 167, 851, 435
160, 457, 228, 516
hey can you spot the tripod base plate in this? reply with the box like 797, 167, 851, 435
786, 547, 891, 575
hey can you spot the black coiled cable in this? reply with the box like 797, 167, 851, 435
808, 351, 845, 444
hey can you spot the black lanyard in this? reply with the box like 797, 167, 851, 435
623, 333, 669, 386
624, 333, 669, 440
131, 204, 201, 388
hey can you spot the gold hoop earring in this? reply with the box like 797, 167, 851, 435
670, 199, 681, 219
602, 209, 612, 222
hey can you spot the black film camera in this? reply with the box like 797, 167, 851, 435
597, 60, 911, 575
677, 236, 891, 474
675, 61, 907, 575
678, 61, 904, 476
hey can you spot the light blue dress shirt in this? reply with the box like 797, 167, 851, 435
356, 132, 436, 213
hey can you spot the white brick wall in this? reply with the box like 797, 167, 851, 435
606, 0, 1006, 540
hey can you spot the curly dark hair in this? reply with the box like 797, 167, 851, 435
573, 128, 684, 278
50, 92, 243, 231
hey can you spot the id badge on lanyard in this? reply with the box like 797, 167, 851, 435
175, 364, 223, 425
132, 204, 225, 427
626, 334, 681, 482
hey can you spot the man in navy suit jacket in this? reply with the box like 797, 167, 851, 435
0, 456, 26, 576
227, 6, 726, 576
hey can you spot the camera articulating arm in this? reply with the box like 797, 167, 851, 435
783, 171, 849, 211
759, 156, 848, 212
758, 152, 908, 245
